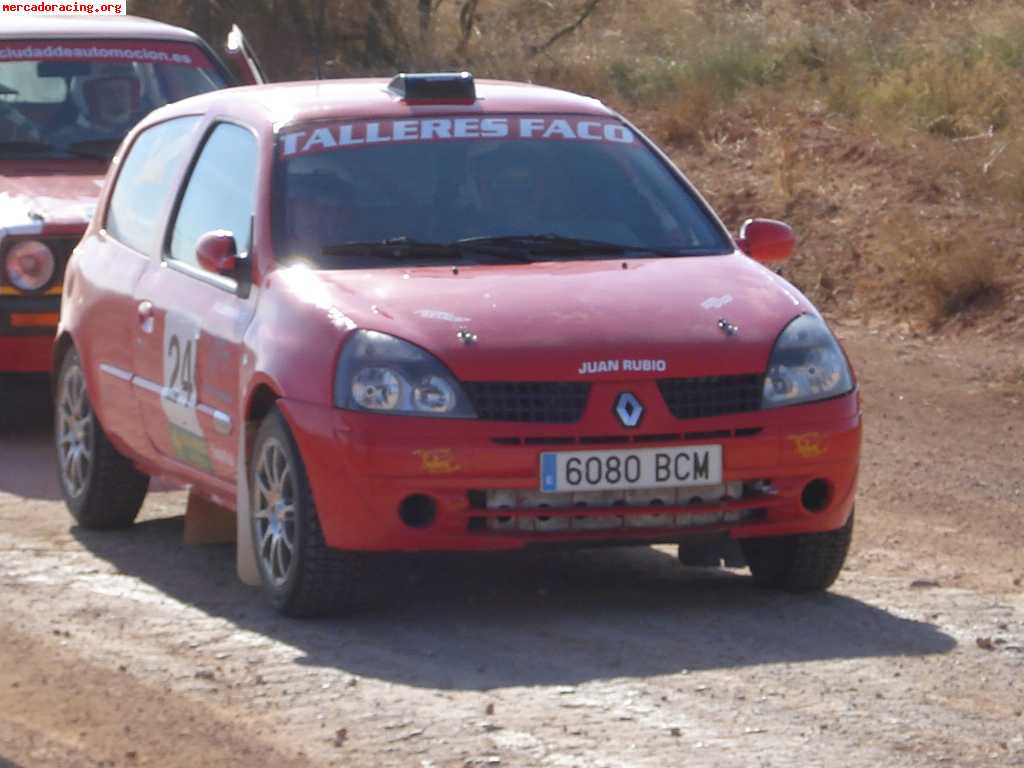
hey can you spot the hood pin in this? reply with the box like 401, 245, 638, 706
718, 318, 739, 337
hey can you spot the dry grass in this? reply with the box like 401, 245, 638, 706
876, 218, 1005, 324
923, 243, 1003, 319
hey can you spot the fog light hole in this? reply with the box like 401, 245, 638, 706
801, 478, 831, 513
399, 494, 437, 529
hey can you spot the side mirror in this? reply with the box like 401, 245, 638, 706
737, 218, 795, 264
196, 230, 239, 276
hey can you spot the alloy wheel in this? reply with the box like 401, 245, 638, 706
253, 438, 298, 587
57, 364, 94, 498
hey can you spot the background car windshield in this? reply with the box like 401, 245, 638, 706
274, 114, 732, 267
0, 39, 228, 159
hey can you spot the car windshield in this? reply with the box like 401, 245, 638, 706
0, 38, 228, 160
273, 114, 733, 268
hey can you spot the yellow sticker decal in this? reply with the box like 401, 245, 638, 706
788, 432, 827, 459
169, 424, 213, 472
414, 448, 461, 474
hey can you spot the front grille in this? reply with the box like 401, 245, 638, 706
657, 374, 763, 420
463, 381, 590, 423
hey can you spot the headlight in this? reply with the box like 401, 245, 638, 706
335, 330, 476, 418
5, 240, 55, 291
762, 315, 853, 408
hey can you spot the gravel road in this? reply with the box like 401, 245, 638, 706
1, 327, 1022, 767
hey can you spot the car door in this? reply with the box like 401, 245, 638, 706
131, 121, 260, 491
79, 115, 201, 459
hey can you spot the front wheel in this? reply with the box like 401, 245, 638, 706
250, 408, 362, 617
55, 349, 149, 528
740, 511, 854, 592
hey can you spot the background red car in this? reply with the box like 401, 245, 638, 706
0, 15, 263, 406
55, 73, 861, 617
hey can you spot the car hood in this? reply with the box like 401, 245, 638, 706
0, 164, 106, 231
281, 253, 814, 381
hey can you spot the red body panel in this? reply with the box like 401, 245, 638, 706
0, 335, 52, 372
279, 392, 860, 551
58, 77, 862, 555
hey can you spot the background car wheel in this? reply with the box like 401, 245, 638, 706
251, 408, 362, 617
740, 510, 854, 592
55, 349, 149, 528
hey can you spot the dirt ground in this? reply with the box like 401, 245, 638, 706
1, 325, 1022, 767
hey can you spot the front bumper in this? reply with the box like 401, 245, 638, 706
0, 294, 60, 374
278, 391, 861, 552
0, 334, 54, 374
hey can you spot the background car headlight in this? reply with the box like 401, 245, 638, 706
4, 240, 55, 292
762, 314, 853, 408
335, 330, 476, 418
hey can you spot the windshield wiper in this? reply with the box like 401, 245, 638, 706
454, 234, 658, 257
322, 237, 464, 258
321, 237, 535, 263
65, 138, 122, 160
457, 234, 730, 258
0, 139, 58, 156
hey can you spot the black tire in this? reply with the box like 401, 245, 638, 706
250, 408, 362, 617
741, 511, 854, 592
54, 349, 149, 528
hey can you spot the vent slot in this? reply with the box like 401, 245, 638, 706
657, 374, 764, 420
463, 381, 590, 423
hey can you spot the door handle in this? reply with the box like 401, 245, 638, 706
137, 300, 154, 334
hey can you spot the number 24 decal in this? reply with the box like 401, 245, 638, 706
167, 334, 196, 396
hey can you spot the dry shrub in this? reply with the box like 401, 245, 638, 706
871, 212, 1005, 322
863, 50, 1011, 137
653, 81, 721, 148
988, 138, 1024, 205
921, 240, 1003, 319
772, 130, 807, 204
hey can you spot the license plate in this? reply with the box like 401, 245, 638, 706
540, 445, 722, 493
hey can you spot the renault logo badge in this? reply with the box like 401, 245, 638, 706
615, 392, 644, 428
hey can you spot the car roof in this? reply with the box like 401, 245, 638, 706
149, 78, 616, 130
0, 14, 204, 44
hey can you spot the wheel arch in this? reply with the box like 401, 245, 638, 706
51, 331, 76, 398
244, 382, 282, 462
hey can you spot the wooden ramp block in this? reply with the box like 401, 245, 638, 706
183, 490, 237, 545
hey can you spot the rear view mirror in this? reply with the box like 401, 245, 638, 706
37, 61, 91, 79
737, 218, 795, 264
196, 230, 238, 276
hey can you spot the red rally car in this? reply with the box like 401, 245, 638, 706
0, 15, 264, 399
55, 72, 862, 617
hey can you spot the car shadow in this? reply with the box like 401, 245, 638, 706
0, 413, 182, 502
73, 513, 956, 690
0, 398, 61, 501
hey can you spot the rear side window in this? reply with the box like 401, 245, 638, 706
105, 116, 200, 255
168, 122, 257, 268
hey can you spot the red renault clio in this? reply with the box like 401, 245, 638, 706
55, 73, 861, 616
0, 15, 263, 403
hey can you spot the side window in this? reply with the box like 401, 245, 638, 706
106, 116, 200, 255
168, 123, 257, 268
